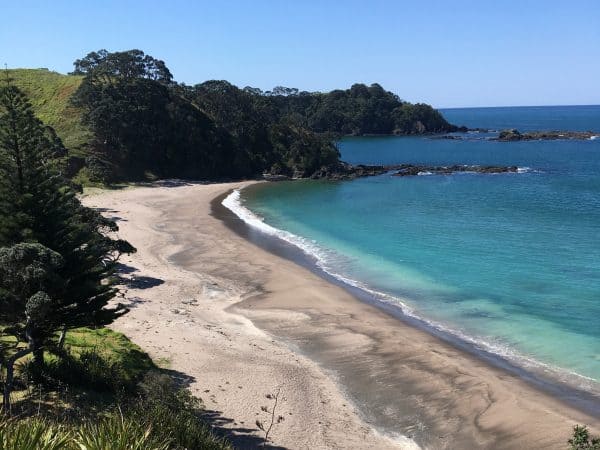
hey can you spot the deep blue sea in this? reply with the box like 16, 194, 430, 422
227, 105, 600, 389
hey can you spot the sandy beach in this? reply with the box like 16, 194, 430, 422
83, 181, 600, 449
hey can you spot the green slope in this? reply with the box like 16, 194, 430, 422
6, 68, 91, 156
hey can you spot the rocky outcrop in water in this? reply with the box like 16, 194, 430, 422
429, 129, 597, 142
310, 162, 390, 180
496, 129, 596, 141
393, 164, 518, 177
306, 162, 521, 180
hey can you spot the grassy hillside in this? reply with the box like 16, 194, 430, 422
6, 68, 91, 156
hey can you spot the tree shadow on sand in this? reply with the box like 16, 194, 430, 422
202, 408, 286, 449
116, 263, 165, 290
165, 368, 286, 449
123, 275, 164, 290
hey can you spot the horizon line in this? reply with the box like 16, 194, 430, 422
438, 104, 600, 110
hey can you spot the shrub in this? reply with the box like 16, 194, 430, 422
569, 425, 600, 450
74, 413, 169, 450
0, 417, 71, 450
20, 347, 131, 394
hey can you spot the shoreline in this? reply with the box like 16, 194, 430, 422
84, 181, 600, 449
216, 185, 600, 416
82, 181, 407, 450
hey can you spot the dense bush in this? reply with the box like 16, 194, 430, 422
70, 49, 454, 183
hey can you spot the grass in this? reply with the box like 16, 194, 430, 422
8, 327, 155, 414
5, 68, 91, 156
2, 327, 232, 449
61, 327, 155, 383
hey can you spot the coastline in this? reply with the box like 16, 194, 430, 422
82, 181, 407, 450
219, 184, 600, 411
83, 181, 599, 449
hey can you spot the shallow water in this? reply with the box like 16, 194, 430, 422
236, 106, 600, 388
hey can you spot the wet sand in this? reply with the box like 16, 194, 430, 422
84, 181, 599, 449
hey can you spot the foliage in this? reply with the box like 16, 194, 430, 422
70, 49, 452, 182
245, 82, 457, 135
62, 327, 154, 382
9, 52, 456, 184
569, 425, 600, 450
0, 82, 134, 412
19, 327, 154, 395
2, 328, 231, 450
0, 418, 71, 450
74, 413, 170, 450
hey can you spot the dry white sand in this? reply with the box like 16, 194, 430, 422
83, 181, 599, 449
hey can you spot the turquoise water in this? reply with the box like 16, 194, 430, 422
236, 106, 600, 386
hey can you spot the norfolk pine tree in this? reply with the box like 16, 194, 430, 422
0, 77, 135, 413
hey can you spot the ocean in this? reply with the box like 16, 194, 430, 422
225, 105, 600, 392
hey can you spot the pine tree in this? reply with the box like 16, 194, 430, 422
0, 243, 64, 412
0, 78, 135, 413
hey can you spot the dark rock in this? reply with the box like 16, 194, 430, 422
393, 164, 519, 177
310, 162, 389, 180
496, 129, 595, 141
309, 162, 523, 181
263, 173, 291, 181
497, 129, 522, 141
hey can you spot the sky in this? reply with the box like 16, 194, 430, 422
1, 0, 599, 108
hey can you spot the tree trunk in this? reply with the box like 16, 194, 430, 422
57, 327, 67, 351
3, 359, 15, 414
2, 348, 32, 415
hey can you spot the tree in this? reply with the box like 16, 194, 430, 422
69, 48, 455, 182
0, 243, 63, 413
71, 49, 173, 84
0, 80, 135, 413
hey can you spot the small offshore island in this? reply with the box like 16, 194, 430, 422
1, 47, 599, 450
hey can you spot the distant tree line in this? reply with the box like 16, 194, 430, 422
246, 82, 455, 135
70, 49, 456, 182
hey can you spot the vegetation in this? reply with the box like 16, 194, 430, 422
8, 50, 457, 184
2, 69, 90, 156
70, 50, 340, 182
255, 388, 285, 446
569, 425, 600, 450
246, 82, 456, 135
0, 330, 231, 449
0, 81, 229, 448
0, 80, 136, 411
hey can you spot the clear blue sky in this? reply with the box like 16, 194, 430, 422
2, 0, 598, 108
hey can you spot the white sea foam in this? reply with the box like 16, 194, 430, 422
590, 135, 598, 140
222, 188, 600, 394
417, 171, 433, 176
